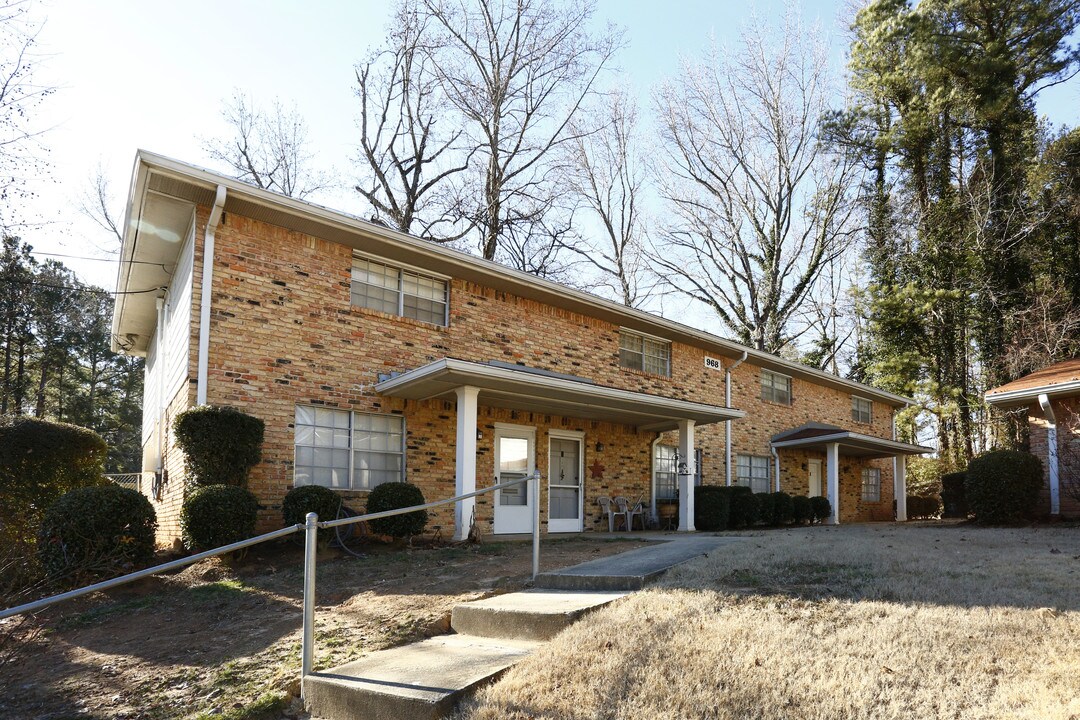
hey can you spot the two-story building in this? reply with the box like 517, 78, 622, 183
112, 152, 929, 544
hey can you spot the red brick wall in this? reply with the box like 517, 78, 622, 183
145, 208, 910, 539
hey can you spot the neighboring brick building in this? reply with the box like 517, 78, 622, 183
986, 359, 1080, 517
112, 153, 929, 544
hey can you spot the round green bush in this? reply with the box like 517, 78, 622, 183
0, 416, 108, 539
38, 485, 156, 582
365, 482, 428, 538
810, 495, 832, 523
727, 488, 759, 528
755, 492, 776, 526
940, 471, 969, 518
771, 491, 794, 525
173, 405, 265, 488
791, 495, 812, 524
282, 485, 342, 544
905, 495, 941, 519
694, 486, 730, 531
181, 484, 259, 551
965, 450, 1043, 524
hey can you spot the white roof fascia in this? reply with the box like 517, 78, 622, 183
984, 380, 1080, 407
770, 431, 931, 455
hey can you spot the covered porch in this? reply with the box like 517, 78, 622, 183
771, 423, 932, 523
375, 358, 744, 539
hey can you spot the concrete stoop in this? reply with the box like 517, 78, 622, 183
303, 590, 625, 720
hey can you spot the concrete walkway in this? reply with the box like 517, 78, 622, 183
304, 533, 742, 720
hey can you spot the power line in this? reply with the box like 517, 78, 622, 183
29, 251, 173, 271
0, 277, 164, 296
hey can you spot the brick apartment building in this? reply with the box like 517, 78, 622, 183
111, 152, 930, 544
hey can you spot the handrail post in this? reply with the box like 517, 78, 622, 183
531, 471, 541, 580
301, 511, 318, 690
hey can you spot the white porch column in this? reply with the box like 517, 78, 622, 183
453, 386, 480, 541
894, 454, 908, 521
1039, 393, 1060, 515
678, 419, 696, 532
826, 442, 840, 525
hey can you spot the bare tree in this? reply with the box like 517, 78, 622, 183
77, 163, 123, 250
0, 0, 53, 229
562, 92, 651, 306
418, 0, 623, 267
354, 2, 474, 241
652, 10, 860, 354
202, 91, 330, 200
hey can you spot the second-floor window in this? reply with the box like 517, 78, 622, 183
760, 369, 792, 405
852, 396, 873, 424
619, 330, 671, 376
351, 256, 448, 326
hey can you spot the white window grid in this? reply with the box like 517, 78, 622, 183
861, 467, 881, 502
760, 370, 792, 405
351, 257, 448, 326
852, 396, 873, 424
294, 406, 405, 491
736, 454, 771, 493
619, 330, 671, 377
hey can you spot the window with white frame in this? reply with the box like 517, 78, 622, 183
736, 454, 771, 493
861, 467, 881, 502
654, 445, 703, 500
760, 369, 792, 405
852, 396, 873, 424
294, 406, 405, 490
351, 256, 448, 326
619, 330, 671, 376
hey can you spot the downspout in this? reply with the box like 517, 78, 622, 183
155, 297, 166, 473
196, 185, 227, 405
770, 444, 781, 492
725, 351, 748, 486
1038, 393, 1060, 515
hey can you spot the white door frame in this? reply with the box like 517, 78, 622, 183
547, 430, 585, 533
493, 423, 535, 534
808, 458, 823, 497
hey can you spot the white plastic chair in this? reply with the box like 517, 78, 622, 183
614, 496, 641, 532
597, 496, 623, 532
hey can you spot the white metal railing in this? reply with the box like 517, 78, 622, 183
105, 472, 156, 493
0, 474, 542, 699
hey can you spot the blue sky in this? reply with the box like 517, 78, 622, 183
20, 0, 1080, 292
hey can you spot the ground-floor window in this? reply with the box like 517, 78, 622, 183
294, 406, 404, 490
654, 445, 703, 500
861, 467, 881, 502
736, 454, 770, 493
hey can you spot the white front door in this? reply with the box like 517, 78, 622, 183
548, 434, 584, 533
808, 459, 823, 497
493, 425, 535, 534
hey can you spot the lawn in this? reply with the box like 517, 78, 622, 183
457, 524, 1080, 720
0, 536, 642, 720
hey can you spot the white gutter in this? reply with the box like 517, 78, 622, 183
1038, 393, 1060, 515
196, 185, 227, 405
725, 351, 748, 486
154, 296, 166, 472
985, 380, 1080, 407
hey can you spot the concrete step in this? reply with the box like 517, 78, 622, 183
451, 590, 628, 641
302, 634, 540, 720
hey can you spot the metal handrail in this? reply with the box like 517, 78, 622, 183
0, 474, 544, 699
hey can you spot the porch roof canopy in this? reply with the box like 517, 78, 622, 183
374, 358, 745, 432
770, 423, 932, 459
984, 357, 1080, 408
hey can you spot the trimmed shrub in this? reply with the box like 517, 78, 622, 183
771, 491, 794, 526
282, 485, 342, 545
366, 482, 428, 539
173, 406, 264, 488
810, 495, 831, 524
965, 450, 1043, 524
694, 486, 730, 531
755, 492, 776, 526
906, 495, 941, 519
940, 471, 969, 518
727, 488, 759, 528
0, 416, 108, 538
38, 485, 156, 582
791, 495, 813, 525
181, 485, 259, 551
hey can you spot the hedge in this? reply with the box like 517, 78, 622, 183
770, 491, 794, 526
694, 486, 730, 531
0, 416, 108, 538
181, 484, 259, 551
173, 406, 264, 488
809, 495, 831, 523
791, 495, 813, 524
366, 482, 428, 538
726, 487, 759, 528
38, 485, 156, 583
282, 485, 342, 545
755, 492, 776, 526
905, 495, 940, 519
940, 471, 969, 518
965, 450, 1043, 524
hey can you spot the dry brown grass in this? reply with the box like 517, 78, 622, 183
458, 524, 1080, 720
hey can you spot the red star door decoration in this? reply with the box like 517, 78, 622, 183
589, 460, 605, 479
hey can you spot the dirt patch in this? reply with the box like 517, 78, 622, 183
0, 536, 643, 720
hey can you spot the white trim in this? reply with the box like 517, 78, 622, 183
116, 151, 917, 407
353, 249, 452, 281
985, 380, 1080, 406
494, 422, 537, 434
1038, 393, 1061, 515
617, 325, 671, 344
493, 424, 536, 534
808, 458, 823, 497
771, 430, 930, 455
851, 395, 874, 424
546, 431, 585, 533
196, 185, 226, 405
